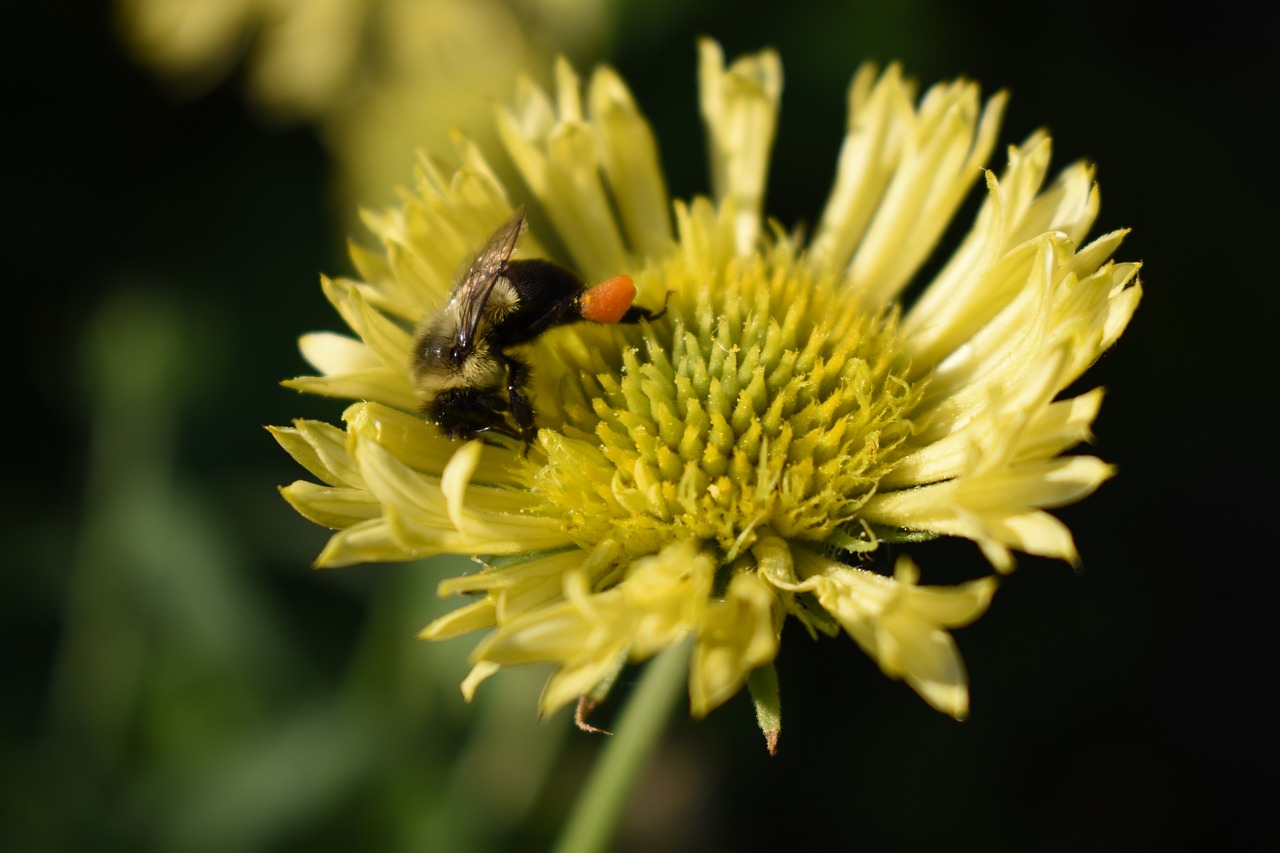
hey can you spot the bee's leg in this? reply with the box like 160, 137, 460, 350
501, 353, 538, 446
617, 289, 673, 324
427, 390, 520, 442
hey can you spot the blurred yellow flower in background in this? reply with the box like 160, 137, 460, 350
273, 40, 1139, 745
116, 0, 611, 207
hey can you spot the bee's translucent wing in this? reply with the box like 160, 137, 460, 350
451, 206, 526, 350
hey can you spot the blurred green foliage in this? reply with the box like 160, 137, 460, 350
29, 289, 567, 851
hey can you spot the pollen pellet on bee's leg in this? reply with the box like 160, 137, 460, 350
580, 275, 637, 324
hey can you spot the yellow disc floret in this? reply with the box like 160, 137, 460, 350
532, 239, 925, 561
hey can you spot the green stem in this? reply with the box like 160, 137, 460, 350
552, 640, 690, 853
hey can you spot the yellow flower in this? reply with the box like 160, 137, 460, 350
116, 0, 368, 117
115, 0, 611, 205
273, 41, 1140, 738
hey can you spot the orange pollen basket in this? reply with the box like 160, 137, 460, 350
579, 274, 637, 323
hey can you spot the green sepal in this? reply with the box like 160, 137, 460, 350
786, 592, 841, 639
824, 523, 879, 554
868, 525, 941, 544
747, 663, 782, 755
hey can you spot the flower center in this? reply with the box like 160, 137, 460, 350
530, 243, 924, 561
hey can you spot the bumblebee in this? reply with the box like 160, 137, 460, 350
411, 206, 667, 445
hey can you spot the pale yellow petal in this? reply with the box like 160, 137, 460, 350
315, 518, 428, 568
587, 65, 673, 259
438, 548, 587, 623
419, 598, 498, 641
269, 420, 362, 488
319, 275, 415, 374
474, 597, 600, 666
886, 344, 1075, 487
904, 138, 1104, 373
282, 370, 420, 412
497, 61, 630, 282
842, 82, 1006, 307
296, 331, 380, 376
698, 39, 782, 254
279, 481, 381, 530
539, 651, 628, 717
460, 661, 501, 702
689, 570, 779, 717
623, 541, 715, 657
344, 402, 525, 487
810, 63, 1006, 305
797, 553, 995, 719
354, 433, 569, 556
865, 452, 1114, 571
809, 63, 913, 278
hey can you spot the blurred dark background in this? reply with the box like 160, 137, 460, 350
5, 1, 1273, 850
